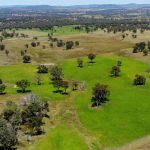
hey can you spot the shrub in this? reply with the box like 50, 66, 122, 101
66, 41, 74, 50
88, 53, 96, 63
134, 75, 146, 86
31, 42, 37, 47
37, 65, 48, 73
0, 84, 6, 94
0, 79, 3, 84
117, 61, 122, 66
77, 58, 83, 68
23, 55, 31, 63
0, 44, 5, 51
75, 41, 79, 46
143, 49, 149, 56
110, 66, 120, 77
16, 80, 30, 93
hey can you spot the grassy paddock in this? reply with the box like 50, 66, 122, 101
62, 55, 150, 147
0, 64, 67, 101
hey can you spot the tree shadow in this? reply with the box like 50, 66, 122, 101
17, 90, 31, 93
53, 90, 63, 93
0, 92, 6, 95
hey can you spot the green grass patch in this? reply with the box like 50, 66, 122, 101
62, 56, 150, 147
29, 125, 88, 150
0, 64, 66, 100
1, 55, 150, 148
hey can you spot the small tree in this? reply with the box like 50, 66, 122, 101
88, 53, 96, 63
66, 41, 74, 50
77, 58, 83, 68
5, 50, 9, 56
72, 81, 79, 91
16, 80, 30, 93
0, 79, 2, 84
62, 81, 69, 94
35, 74, 43, 85
0, 80, 6, 94
31, 42, 37, 47
110, 66, 120, 77
37, 65, 48, 73
143, 49, 149, 56
75, 41, 79, 46
0, 44, 5, 51
117, 61, 122, 66
53, 80, 62, 92
92, 83, 110, 106
134, 75, 146, 86
25, 44, 29, 48
23, 55, 31, 63
50, 65, 63, 81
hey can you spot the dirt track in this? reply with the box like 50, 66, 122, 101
106, 135, 150, 150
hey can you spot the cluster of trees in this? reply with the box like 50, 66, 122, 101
91, 60, 147, 107
50, 65, 67, 94
110, 61, 122, 77
48, 34, 80, 50
77, 53, 96, 68
0, 94, 49, 149
50, 65, 82, 94
1, 30, 19, 38
133, 42, 150, 56
0, 42, 10, 56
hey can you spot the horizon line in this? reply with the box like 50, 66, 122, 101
1, 3, 150, 7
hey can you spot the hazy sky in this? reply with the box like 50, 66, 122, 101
0, 0, 150, 6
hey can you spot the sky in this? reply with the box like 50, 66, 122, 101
0, 0, 150, 6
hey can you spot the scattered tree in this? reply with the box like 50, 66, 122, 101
37, 65, 48, 73
23, 55, 31, 63
91, 83, 110, 107
134, 75, 146, 86
50, 65, 63, 81
110, 66, 120, 77
16, 80, 30, 93
88, 53, 96, 63
77, 58, 83, 68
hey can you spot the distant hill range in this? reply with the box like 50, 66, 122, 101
1, 4, 150, 10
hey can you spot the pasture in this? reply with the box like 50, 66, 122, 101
1, 26, 150, 150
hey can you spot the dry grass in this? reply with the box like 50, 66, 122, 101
0, 30, 133, 65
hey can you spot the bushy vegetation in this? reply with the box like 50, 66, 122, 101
0, 94, 49, 149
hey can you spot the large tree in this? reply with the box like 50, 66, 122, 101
21, 94, 49, 135
50, 65, 63, 81
92, 83, 110, 106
